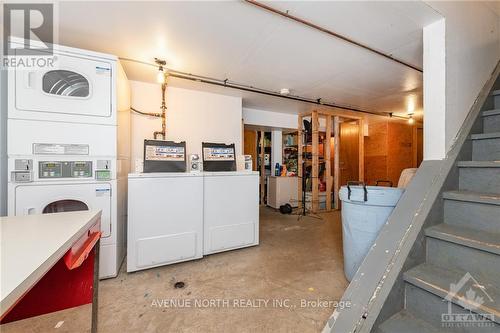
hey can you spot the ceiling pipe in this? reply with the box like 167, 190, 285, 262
119, 57, 410, 120
167, 72, 397, 117
244, 0, 423, 73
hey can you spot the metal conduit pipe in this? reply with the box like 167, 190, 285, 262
119, 57, 410, 120
244, 0, 423, 73
129, 59, 168, 140
130, 107, 161, 118
153, 81, 167, 140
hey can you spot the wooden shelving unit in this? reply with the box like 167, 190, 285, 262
282, 131, 298, 174
297, 109, 365, 213
257, 131, 272, 205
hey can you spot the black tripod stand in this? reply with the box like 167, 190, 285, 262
294, 120, 322, 220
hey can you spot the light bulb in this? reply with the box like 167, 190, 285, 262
157, 66, 165, 84
408, 116, 415, 125
406, 95, 415, 115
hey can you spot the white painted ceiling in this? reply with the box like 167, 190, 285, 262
56, 1, 443, 117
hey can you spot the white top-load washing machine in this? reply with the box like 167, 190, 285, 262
7, 39, 131, 279
126, 171, 259, 272
202, 171, 259, 255
127, 173, 204, 272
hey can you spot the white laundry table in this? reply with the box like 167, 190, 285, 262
0, 210, 102, 332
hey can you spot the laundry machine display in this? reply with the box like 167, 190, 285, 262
9, 158, 109, 181
39, 161, 92, 178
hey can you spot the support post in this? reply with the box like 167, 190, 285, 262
312, 110, 319, 213
325, 115, 332, 211
358, 118, 365, 182
334, 116, 340, 210
260, 131, 265, 205
412, 124, 423, 168
297, 115, 303, 208
253, 130, 258, 170
91, 239, 100, 333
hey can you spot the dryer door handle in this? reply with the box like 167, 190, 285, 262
24, 207, 36, 215
26, 71, 35, 89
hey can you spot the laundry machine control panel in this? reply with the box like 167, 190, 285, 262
39, 161, 92, 178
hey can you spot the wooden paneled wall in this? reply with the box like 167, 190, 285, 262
387, 122, 413, 185
339, 121, 360, 186
243, 130, 257, 171
413, 126, 424, 167
364, 121, 388, 184
364, 121, 421, 187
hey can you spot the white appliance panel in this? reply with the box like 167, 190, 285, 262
7, 119, 117, 157
209, 223, 255, 252
136, 232, 197, 268
266, 176, 299, 209
203, 173, 259, 254
99, 243, 117, 279
127, 174, 203, 272
13, 183, 112, 238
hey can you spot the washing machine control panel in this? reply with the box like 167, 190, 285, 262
39, 161, 92, 178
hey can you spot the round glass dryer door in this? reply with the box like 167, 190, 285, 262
42, 70, 90, 97
42, 199, 89, 214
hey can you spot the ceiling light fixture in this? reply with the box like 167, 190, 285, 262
408, 115, 415, 125
406, 96, 415, 116
156, 67, 165, 84
280, 88, 290, 96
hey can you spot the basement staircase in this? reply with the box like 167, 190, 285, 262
377, 91, 500, 332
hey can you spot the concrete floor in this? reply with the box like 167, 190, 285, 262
2, 208, 348, 333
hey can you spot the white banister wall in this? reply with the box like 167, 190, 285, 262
423, 18, 446, 160
423, 2, 500, 159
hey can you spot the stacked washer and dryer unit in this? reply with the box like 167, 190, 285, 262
7, 39, 130, 279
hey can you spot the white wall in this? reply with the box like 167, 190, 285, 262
423, 19, 446, 160
243, 108, 298, 129
0, 10, 5, 214
271, 130, 283, 171
424, 2, 500, 158
130, 81, 242, 168
0, 69, 7, 216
